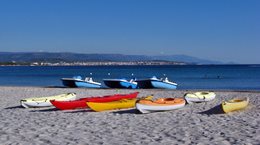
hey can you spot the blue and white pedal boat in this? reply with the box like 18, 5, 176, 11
61, 76, 101, 88
150, 77, 177, 89
103, 78, 137, 89
136, 76, 177, 89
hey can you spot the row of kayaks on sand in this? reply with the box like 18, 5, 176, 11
20, 92, 249, 113
61, 76, 177, 89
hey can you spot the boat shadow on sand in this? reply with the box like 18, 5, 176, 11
63, 109, 92, 113
4, 105, 24, 109
29, 108, 60, 112
4, 106, 61, 112
29, 108, 92, 113
44, 86, 67, 88
198, 104, 225, 115
112, 108, 140, 114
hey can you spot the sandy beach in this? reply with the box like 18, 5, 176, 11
0, 87, 259, 145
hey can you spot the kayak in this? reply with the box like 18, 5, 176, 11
222, 97, 249, 113
50, 92, 139, 110
136, 97, 186, 113
87, 98, 137, 112
184, 92, 216, 104
20, 93, 77, 108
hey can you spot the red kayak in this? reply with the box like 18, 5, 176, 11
50, 92, 139, 110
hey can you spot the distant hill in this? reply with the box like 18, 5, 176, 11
150, 55, 222, 64
0, 52, 222, 64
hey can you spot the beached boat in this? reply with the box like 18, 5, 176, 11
184, 92, 216, 104
61, 76, 81, 87
87, 98, 137, 112
135, 77, 155, 88
61, 76, 101, 88
20, 93, 77, 108
50, 92, 139, 110
136, 76, 177, 89
103, 78, 137, 89
222, 97, 249, 113
150, 77, 178, 89
136, 97, 186, 113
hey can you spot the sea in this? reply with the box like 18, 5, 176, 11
0, 65, 260, 90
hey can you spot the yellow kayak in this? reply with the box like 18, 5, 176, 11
87, 98, 137, 112
222, 97, 249, 113
20, 93, 77, 108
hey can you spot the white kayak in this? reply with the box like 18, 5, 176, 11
20, 93, 77, 108
184, 92, 216, 104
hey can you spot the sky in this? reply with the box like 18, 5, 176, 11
0, 0, 259, 64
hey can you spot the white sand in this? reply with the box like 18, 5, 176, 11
0, 87, 259, 145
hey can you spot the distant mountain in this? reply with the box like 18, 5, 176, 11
150, 55, 222, 64
0, 52, 222, 64
0, 52, 149, 62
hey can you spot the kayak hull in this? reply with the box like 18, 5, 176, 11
87, 99, 137, 112
136, 98, 186, 113
20, 93, 77, 108
184, 92, 216, 104
222, 97, 249, 113
51, 92, 139, 110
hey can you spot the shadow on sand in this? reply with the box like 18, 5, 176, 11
64, 109, 92, 113
29, 108, 92, 113
198, 104, 225, 115
112, 108, 141, 114
29, 108, 60, 112
4, 105, 24, 109
44, 86, 68, 88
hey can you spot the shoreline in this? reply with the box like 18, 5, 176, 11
1, 85, 260, 93
1, 64, 260, 67
0, 87, 259, 144
0, 61, 187, 66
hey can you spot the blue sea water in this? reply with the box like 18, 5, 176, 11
0, 65, 260, 90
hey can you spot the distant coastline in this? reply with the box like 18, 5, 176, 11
0, 61, 188, 66
0, 52, 222, 64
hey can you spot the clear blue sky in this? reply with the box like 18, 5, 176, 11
0, 0, 259, 63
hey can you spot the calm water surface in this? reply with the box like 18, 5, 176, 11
0, 65, 259, 90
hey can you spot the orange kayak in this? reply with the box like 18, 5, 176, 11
136, 97, 186, 113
